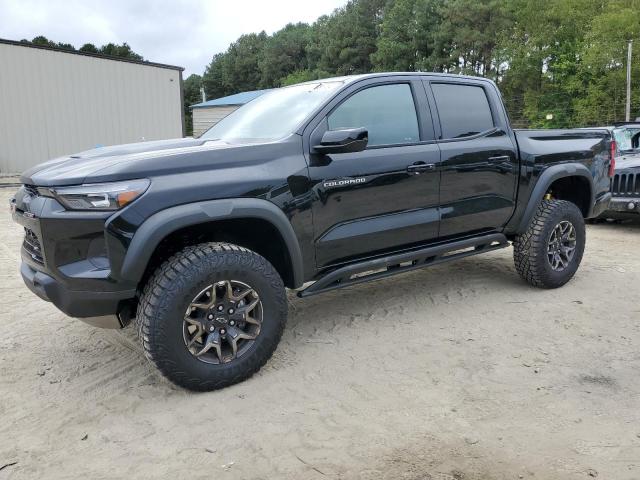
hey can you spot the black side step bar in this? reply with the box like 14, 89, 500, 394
298, 233, 509, 298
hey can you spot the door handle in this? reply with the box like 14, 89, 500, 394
407, 162, 436, 173
487, 155, 513, 174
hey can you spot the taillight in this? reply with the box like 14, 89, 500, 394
608, 140, 616, 177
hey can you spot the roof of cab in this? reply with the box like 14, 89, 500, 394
308, 72, 497, 85
191, 72, 496, 110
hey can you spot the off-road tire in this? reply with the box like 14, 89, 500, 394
136, 242, 287, 391
513, 200, 585, 289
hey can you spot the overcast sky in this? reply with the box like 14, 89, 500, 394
0, 0, 347, 76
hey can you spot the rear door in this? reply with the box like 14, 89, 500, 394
305, 77, 441, 268
424, 78, 518, 238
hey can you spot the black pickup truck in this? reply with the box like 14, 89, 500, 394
11, 73, 613, 390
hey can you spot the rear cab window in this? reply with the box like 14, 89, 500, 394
430, 83, 495, 139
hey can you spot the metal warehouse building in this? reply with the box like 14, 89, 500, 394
191, 89, 270, 137
0, 39, 184, 174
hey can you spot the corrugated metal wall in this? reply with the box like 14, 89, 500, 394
192, 106, 238, 137
0, 42, 183, 174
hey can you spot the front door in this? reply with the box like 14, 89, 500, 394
307, 79, 441, 268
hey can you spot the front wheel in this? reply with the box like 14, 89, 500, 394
136, 243, 287, 391
513, 200, 586, 289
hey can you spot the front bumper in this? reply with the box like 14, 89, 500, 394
11, 187, 137, 328
20, 262, 134, 328
599, 196, 640, 218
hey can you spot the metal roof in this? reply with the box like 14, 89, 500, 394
0, 38, 184, 71
191, 89, 272, 109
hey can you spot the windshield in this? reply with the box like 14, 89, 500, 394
613, 127, 640, 154
200, 81, 344, 143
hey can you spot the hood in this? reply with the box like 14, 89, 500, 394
19, 137, 279, 186
615, 152, 640, 172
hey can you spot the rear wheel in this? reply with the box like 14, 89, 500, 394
136, 242, 287, 391
513, 199, 585, 289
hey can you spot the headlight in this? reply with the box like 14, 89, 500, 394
52, 179, 150, 211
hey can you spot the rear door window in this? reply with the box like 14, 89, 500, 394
431, 83, 494, 139
328, 83, 420, 147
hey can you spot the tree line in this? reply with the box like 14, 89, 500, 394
20, 36, 144, 61
184, 0, 639, 135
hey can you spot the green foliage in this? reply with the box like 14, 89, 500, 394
183, 74, 203, 136
315, 0, 386, 75
21, 37, 144, 60
98, 42, 143, 61
24, 0, 640, 129
274, 0, 640, 128
371, 0, 443, 72
572, 0, 640, 125
202, 33, 269, 98
28, 35, 75, 51
223, 32, 269, 93
259, 23, 313, 87
202, 53, 228, 100
200, 0, 386, 97
280, 69, 331, 86
79, 43, 99, 54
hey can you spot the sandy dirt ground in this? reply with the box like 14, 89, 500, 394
1, 186, 639, 480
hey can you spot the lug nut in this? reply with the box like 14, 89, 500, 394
207, 314, 214, 320
220, 328, 226, 335
228, 308, 235, 314
217, 305, 224, 312
229, 320, 235, 326
209, 326, 215, 332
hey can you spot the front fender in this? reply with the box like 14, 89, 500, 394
513, 163, 594, 234
113, 198, 305, 288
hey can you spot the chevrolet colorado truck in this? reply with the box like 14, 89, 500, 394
11, 73, 613, 391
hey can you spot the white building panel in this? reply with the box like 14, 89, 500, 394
0, 40, 184, 174
192, 105, 238, 138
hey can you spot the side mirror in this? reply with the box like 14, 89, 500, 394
313, 127, 368, 154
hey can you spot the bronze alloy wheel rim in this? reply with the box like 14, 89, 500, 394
546, 220, 577, 272
183, 280, 263, 364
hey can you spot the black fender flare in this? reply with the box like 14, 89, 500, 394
515, 163, 594, 233
118, 198, 305, 288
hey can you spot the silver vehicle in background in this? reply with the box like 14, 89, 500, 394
599, 123, 640, 219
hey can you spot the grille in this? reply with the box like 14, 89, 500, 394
23, 227, 44, 264
611, 172, 640, 197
